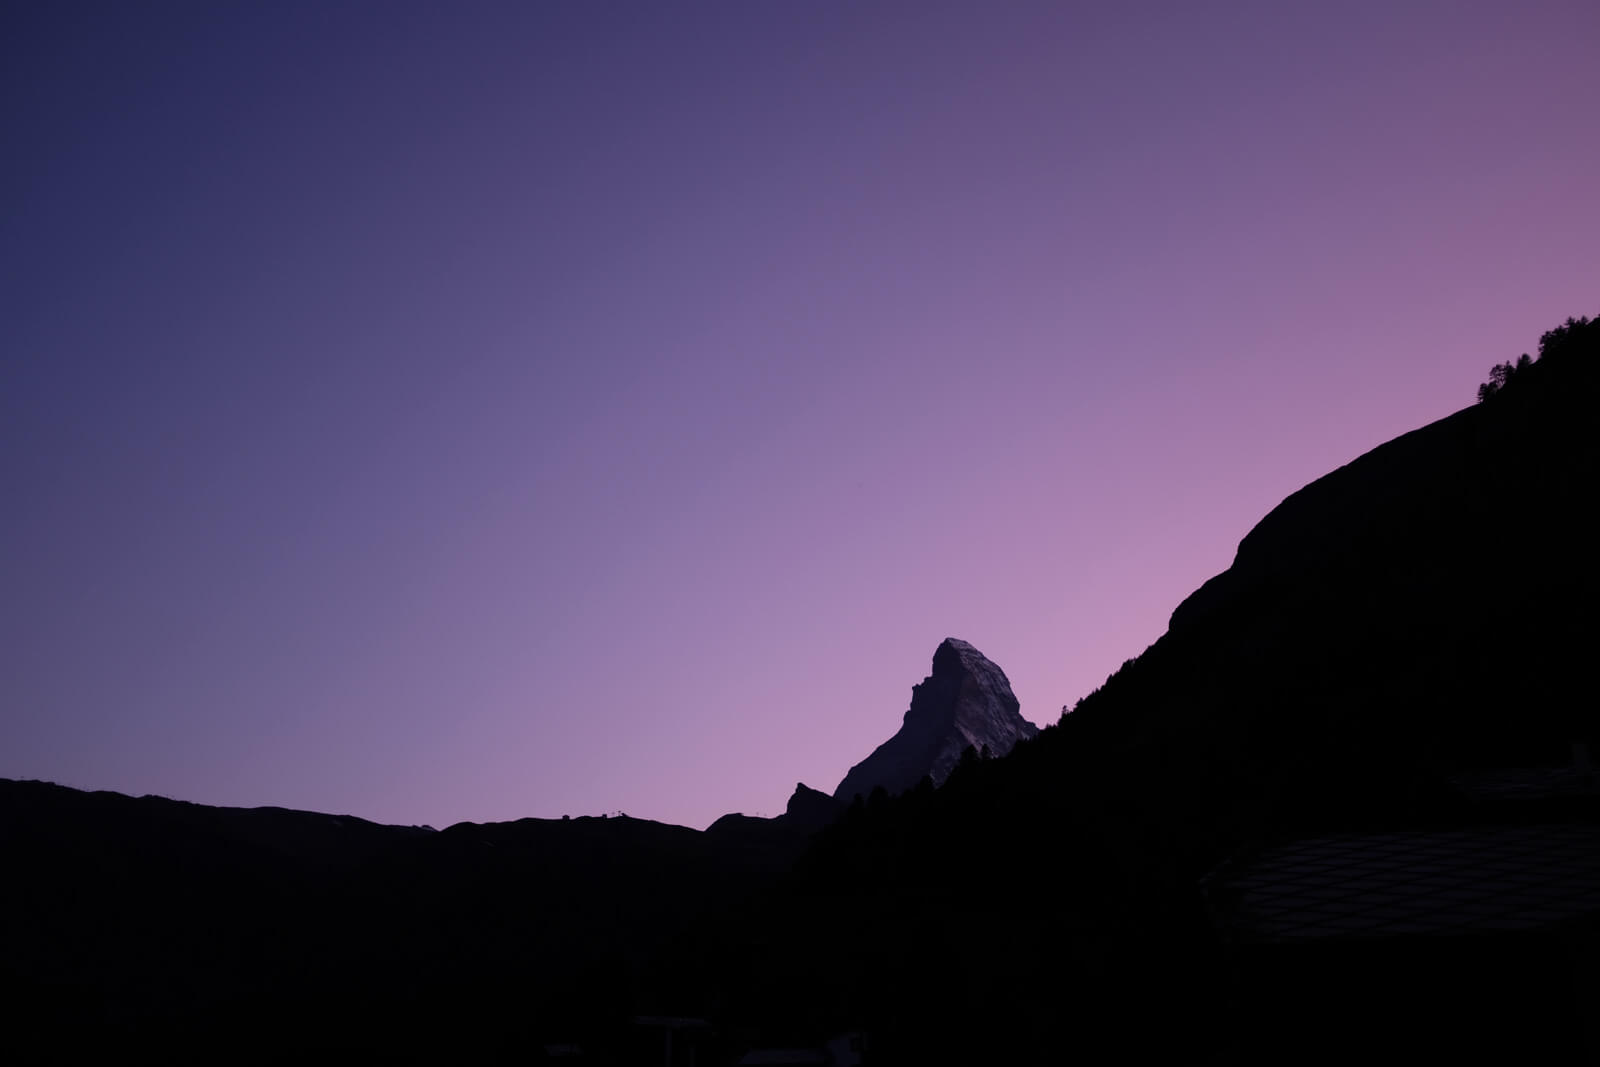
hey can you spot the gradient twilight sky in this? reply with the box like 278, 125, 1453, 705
4, 2, 1596, 830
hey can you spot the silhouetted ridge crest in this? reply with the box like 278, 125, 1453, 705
1171, 309, 1598, 637
1476, 313, 1596, 402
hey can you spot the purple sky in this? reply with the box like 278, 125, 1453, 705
4, 2, 1597, 830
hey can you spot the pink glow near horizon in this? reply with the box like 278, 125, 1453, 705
3, 2, 1597, 829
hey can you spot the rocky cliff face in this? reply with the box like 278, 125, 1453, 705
833, 638, 1038, 802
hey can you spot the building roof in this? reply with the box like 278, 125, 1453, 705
738, 1052, 827, 1066
1204, 823, 1600, 943
1448, 766, 1597, 802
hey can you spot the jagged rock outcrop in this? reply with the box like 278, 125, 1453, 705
833, 638, 1038, 802
705, 782, 842, 838
783, 782, 842, 831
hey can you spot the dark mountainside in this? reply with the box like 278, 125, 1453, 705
3, 315, 1596, 1063
0, 779, 773, 1060
833, 637, 1038, 803
722, 314, 1600, 1063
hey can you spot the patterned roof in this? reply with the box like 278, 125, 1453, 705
1204, 823, 1600, 943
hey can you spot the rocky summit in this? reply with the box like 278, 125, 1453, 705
833, 637, 1038, 802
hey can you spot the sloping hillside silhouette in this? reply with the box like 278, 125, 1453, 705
688, 313, 1600, 1062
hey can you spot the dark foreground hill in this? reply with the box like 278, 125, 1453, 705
686, 314, 1600, 1063
0, 779, 783, 1060
3, 314, 1596, 1063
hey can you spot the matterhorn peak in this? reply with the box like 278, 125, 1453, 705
833, 638, 1038, 802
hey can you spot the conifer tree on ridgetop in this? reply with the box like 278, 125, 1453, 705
1537, 314, 1596, 362
1477, 313, 1596, 402
1478, 353, 1531, 402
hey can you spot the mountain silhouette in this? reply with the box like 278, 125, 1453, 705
833, 637, 1037, 803
3, 313, 1596, 1061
